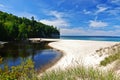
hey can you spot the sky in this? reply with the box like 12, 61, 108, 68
0, 0, 120, 36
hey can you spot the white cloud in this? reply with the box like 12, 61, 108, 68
89, 20, 108, 28
0, 4, 5, 8
107, 7, 120, 16
40, 19, 69, 28
61, 28, 120, 36
95, 5, 108, 14
49, 11, 63, 19
113, 25, 120, 28
14, 12, 38, 20
111, 0, 120, 5
40, 11, 69, 28
83, 9, 91, 14
61, 28, 86, 36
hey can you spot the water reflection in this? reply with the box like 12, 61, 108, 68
0, 41, 61, 70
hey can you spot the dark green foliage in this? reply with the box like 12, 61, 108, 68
0, 11, 60, 41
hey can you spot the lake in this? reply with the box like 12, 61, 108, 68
60, 36, 120, 42
0, 41, 62, 71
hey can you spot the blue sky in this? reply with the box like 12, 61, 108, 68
0, 0, 120, 36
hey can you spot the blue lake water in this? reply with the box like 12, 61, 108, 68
60, 36, 120, 42
0, 42, 61, 70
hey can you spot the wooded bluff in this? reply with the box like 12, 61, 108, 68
0, 11, 60, 41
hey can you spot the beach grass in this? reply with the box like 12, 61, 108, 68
40, 66, 119, 80
100, 52, 120, 66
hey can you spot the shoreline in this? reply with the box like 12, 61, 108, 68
1, 39, 120, 76
0, 41, 7, 48
39, 39, 119, 75
0, 41, 7, 45
37, 49, 63, 73
0, 40, 63, 72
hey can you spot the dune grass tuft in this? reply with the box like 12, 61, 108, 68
100, 53, 120, 66
40, 66, 119, 80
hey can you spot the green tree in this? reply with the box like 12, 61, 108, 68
0, 11, 60, 41
0, 22, 7, 40
4, 21, 18, 40
18, 23, 28, 39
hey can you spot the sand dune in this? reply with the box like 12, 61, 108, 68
47, 40, 119, 71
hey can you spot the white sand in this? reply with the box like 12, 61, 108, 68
28, 38, 60, 42
46, 40, 119, 71
0, 41, 7, 45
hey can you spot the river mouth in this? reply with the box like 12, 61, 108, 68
0, 41, 62, 72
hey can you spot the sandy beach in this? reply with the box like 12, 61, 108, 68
44, 39, 119, 72
0, 41, 7, 45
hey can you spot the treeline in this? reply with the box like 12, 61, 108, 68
0, 11, 60, 41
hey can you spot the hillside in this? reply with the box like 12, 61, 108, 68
0, 11, 60, 41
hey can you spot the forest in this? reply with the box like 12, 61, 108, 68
0, 11, 60, 41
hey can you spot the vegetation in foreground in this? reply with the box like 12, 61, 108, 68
40, 66, 119, 80
1, 43, 120, 80
100, 52, 120, 66
0, 57, 38, 80
0, 56, 119, 80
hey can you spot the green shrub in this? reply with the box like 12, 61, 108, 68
0, 57, 38, 80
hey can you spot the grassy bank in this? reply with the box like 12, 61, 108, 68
40, 66, 119, 80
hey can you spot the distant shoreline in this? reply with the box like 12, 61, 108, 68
60, 35, 120, 37
60, 36, 120, 42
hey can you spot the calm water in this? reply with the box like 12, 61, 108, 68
60, 36, 120, 42
0, 41, 61, 70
